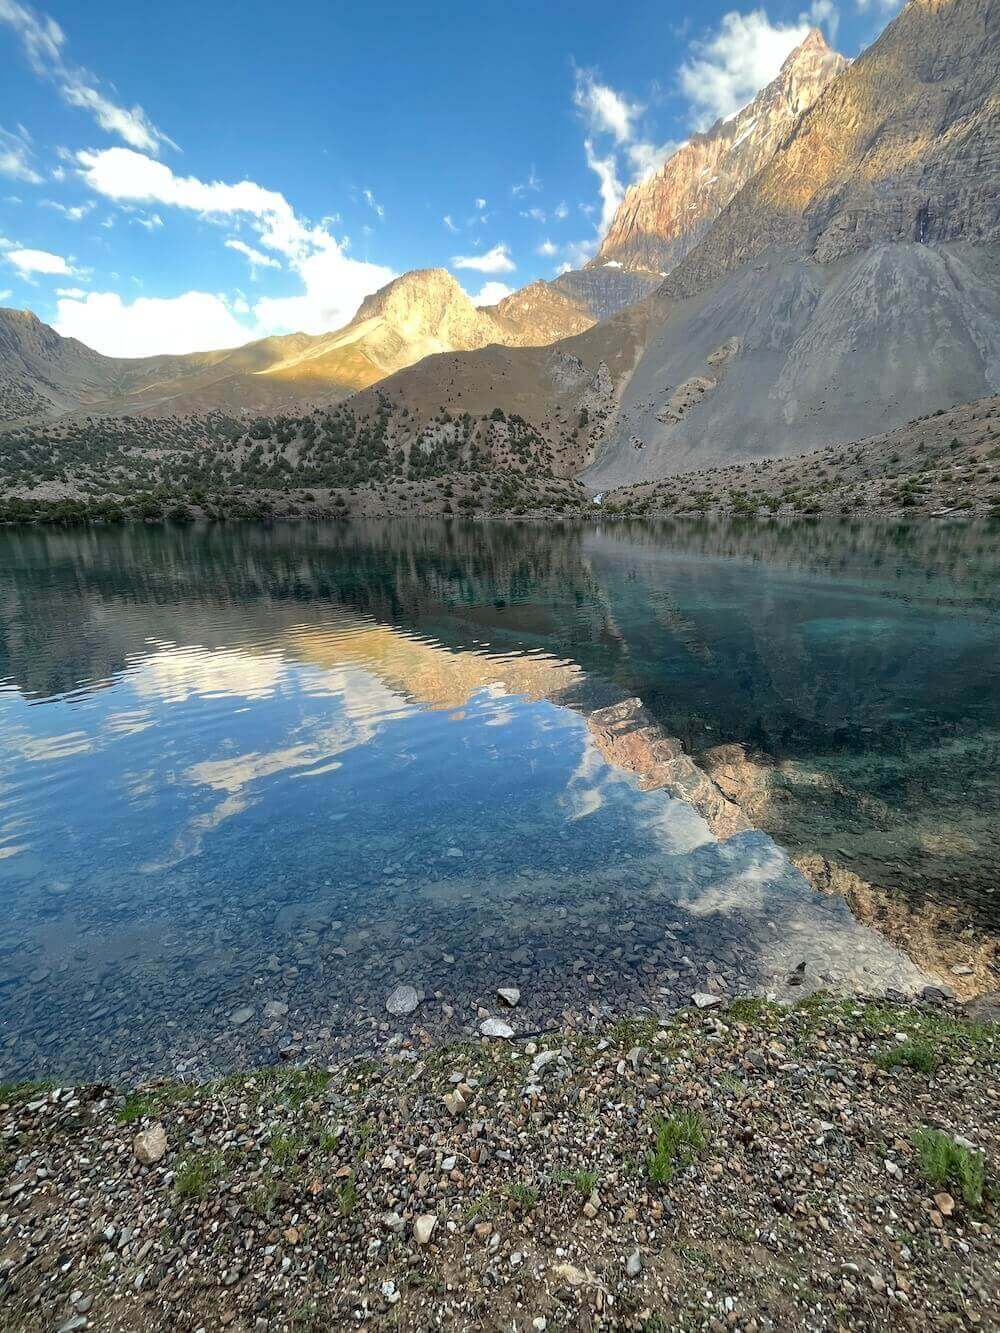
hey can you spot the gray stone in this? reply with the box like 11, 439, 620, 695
386, 984, 419, 1016
413, 1214, 438, 1245
263, 1000, 288, 1019
497, 987, 521, 1007
626, 1249, 643, 1278
229, 1005, 254, 1026
691, 992, 722, 1009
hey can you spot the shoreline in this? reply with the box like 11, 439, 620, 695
2, 992, 996, 1331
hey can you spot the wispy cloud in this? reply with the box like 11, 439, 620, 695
361, 186, 384, 219
41, 197, 93, 220
0, 123, 41, 183
0, 0, 174, 152
511, 166, 541, 197
451, 242, 515, 274
573, 71, 639, 145
226, 237, 281, 273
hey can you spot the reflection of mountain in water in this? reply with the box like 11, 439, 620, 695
1, 518, 998, 986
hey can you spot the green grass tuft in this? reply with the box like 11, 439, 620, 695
646, 1111, 707, 1184
174, 1149, 228, 1200
875, 1040, 938, 1074
912, 1128, 988, 1207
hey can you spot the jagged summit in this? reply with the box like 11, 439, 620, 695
592, 28, 847, 275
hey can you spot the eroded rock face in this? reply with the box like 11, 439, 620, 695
593, 29, 847, 275
665, 0, 1000, 301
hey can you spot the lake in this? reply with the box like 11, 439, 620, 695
1, 518, 997, 1082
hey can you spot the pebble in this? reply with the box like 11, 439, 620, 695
497, 987, 521, 1007
413, 1214, 438, 1245
229, 1006, 254, 1026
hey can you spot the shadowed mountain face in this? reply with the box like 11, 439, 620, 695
593, 29, 847, 276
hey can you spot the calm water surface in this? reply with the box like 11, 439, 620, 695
1, 518, 997, 1081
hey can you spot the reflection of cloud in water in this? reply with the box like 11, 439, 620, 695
12, 730, 94, 763
562, 740, 619, 821
643, 798, 714, 856
105, 709, 153, 737
131, 645, 287, 703
143, 666, 414, 872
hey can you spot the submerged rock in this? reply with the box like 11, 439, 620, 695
386, 984, 419, 1016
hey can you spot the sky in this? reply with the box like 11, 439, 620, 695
0, 0, 901, 357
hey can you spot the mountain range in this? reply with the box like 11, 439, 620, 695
3, 0, 999, 490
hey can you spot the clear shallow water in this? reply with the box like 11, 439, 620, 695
1, 519, 997, 1081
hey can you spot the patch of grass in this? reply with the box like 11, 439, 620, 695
174, 1149, 228, 1200
256, 1067, 331, 1108
570, 1168, 599, 1197
646, 1111, 707, 1184
0, 1079, 56, 1105
912, 1128, 988, 1207
336, 1172, 358, 1215
875, 1040, 938, 1075
506, 1182, 539, 1211
115, 1081, 194, 1124
609, 1015, 659, 1049
268, 1129, 305, 1166
249, 1177, 281, 1216
727, 996, 782, 1025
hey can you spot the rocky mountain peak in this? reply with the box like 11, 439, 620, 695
592, 29, 847, 275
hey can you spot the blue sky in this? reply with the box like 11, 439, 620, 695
0, 0, 899, 356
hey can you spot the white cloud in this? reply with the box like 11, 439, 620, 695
76, 146, 395, 338
54, 290, 250, 356
520, 206, 546, 223
54, 284, 86, 297
451, 242, 515, 274
251, 244, 394, 335
573, 72, 639, 144
470, 280, 512, 306
537, 239, 557, 257
474, 197, 486, 209
0, 124, 41, 183
855, 0, 899, 10
443, 213, 458, 232
0, 0, 172, 152
583, 139, 624, 233
6, 245, 73, 275
226, 237, 281, 272
0, 288, 11, 301
553, 200, 569, 220
679, 9, 812, 128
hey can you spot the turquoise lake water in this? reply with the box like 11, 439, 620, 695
1, 519, 997, 1081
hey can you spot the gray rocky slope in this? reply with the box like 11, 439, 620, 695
584, 0, 1000, 487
